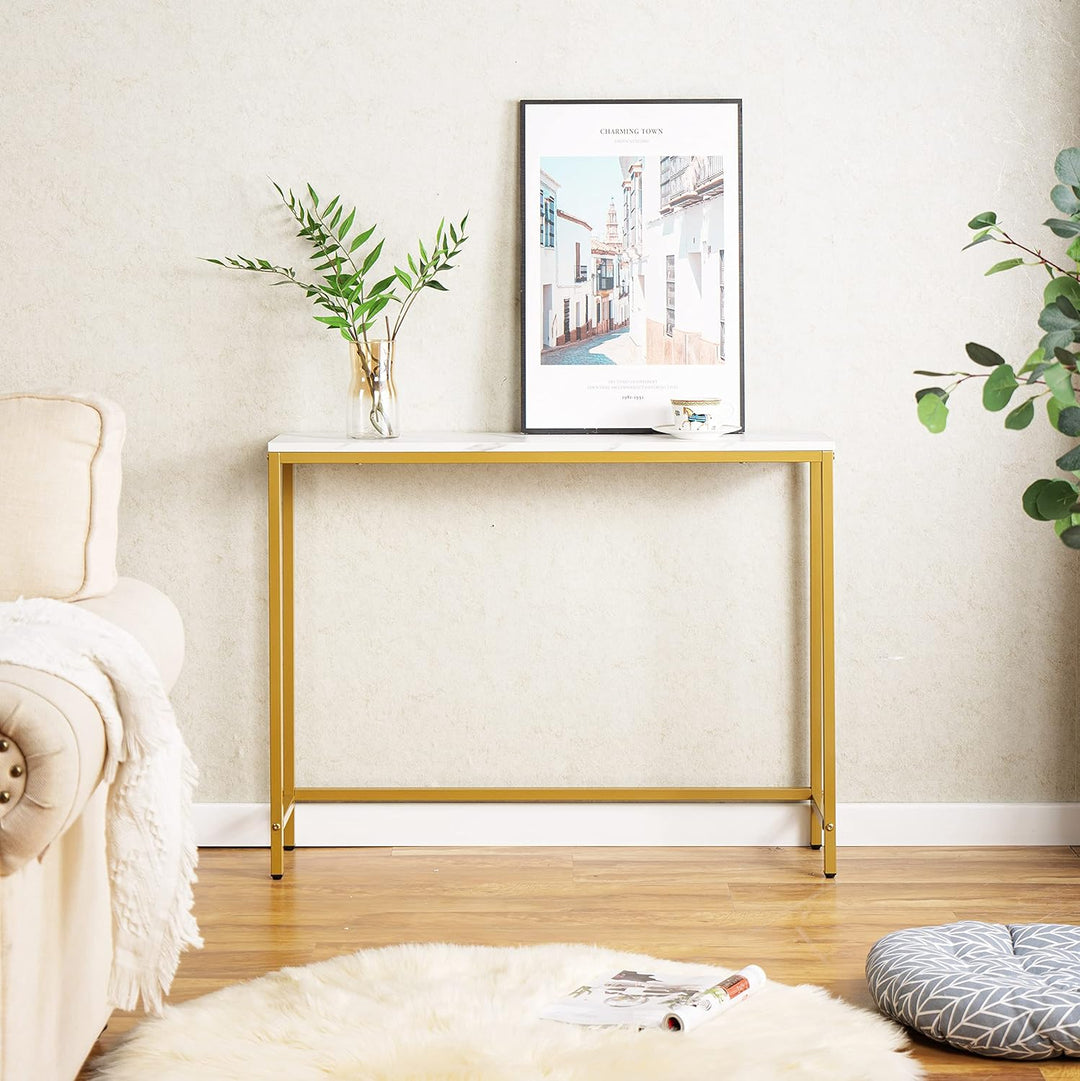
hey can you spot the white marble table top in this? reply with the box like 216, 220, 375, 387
268, 431, 835, 455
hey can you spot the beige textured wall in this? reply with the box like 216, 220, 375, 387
1, 1, 1078, 803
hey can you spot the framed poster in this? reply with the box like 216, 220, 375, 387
521, 99, 744, 434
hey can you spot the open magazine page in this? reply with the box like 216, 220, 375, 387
540, 968, 723, 1029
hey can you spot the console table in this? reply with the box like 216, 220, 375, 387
267, 432, 836, 878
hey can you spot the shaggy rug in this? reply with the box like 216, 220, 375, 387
90, 943, 924, 1080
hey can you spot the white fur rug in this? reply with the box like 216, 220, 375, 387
90, 943, 924, 1080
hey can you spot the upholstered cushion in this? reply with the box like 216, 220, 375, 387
0, 392, 125, 602
75, 576, 186, 692
867, 921, 1080, 1059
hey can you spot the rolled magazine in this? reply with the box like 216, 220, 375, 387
662, 965, 766, 1032
541, 964, 766, 1031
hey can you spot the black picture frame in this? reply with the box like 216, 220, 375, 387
520, 98, 745, 435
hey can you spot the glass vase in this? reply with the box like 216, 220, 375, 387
347, 340, 398, 439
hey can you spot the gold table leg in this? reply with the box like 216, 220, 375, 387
282, 463, 295, 852
268, 453, 286, 879
809, 459, 824, 853
820, 452, 837, 877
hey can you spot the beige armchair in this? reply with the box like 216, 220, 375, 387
0, 392, 186, 1081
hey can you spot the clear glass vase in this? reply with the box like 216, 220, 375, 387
347, 340, 399, 438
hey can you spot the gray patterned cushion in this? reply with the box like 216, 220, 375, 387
867, 922, 1080, 1059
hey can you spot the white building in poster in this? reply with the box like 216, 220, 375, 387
539, 168, 594, 348
621, 155, 726, 366
590, 199, 628, 336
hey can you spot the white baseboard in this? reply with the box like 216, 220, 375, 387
193, 802, 1080, 848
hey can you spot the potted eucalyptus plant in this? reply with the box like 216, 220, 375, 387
915, 148, 1080, 547
207, 182, 468, 438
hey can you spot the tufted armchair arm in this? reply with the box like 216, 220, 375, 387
0, 577, 185, 878
0, 665, 107, 876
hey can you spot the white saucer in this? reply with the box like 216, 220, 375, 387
651, 423, 739, 440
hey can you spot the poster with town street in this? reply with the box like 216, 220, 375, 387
521, 99, 743, 433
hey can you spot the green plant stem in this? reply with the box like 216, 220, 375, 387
997, 228, 1080, 281
287, 195, 371, 346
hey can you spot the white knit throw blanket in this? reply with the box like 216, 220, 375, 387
0, 597, 201, 1014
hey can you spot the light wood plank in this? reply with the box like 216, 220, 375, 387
78, 846, 1080, 1079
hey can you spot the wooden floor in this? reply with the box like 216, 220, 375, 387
80, 845, 1080, 1079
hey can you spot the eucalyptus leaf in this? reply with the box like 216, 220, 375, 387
1052, 184, 1080, 216
1036, 479, 1079, 520
1068, 236, 1080, 262
1041, 330, 1076, 358
1061, 524, 1080, 548
982, 363, 1018, 411
965, 342, 1005, 367
1039, 303, 1080, 333
1046, 275, 1080, 309
968, 212, 997, 229
1020, 350, 1046, 376
1049, 397, 1065, 429
1023, 479, 1053, 520
1044, 362, 1078, 405
1005, 398, 1035, 429
1057, 444, 1080, 471
1058, 406, 1080, 435
917, 391, 949, 433
986, 258, 1024, 275
1058, 294, 1080, 320
915, 387, 949, 403
1044, 218, 1080, 238
1056, 148, 1080, 188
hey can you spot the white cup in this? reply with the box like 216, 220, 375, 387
671, 398, 722, 432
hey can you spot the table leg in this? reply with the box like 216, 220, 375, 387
268, 453, 286, 879
809, 459, 824, 852
821, 452, 837, 877
282, 463, 295, 852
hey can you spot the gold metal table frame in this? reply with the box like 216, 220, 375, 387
267, 432, 836, 879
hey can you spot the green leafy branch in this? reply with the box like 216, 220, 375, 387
390, 213, 469, 340
204, 181, 468, 346
915, 148, 1080, 548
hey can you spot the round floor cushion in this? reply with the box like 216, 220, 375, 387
867, 921, 1080, 1059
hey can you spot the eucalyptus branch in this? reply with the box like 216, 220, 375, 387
996, 228, 1080, 281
